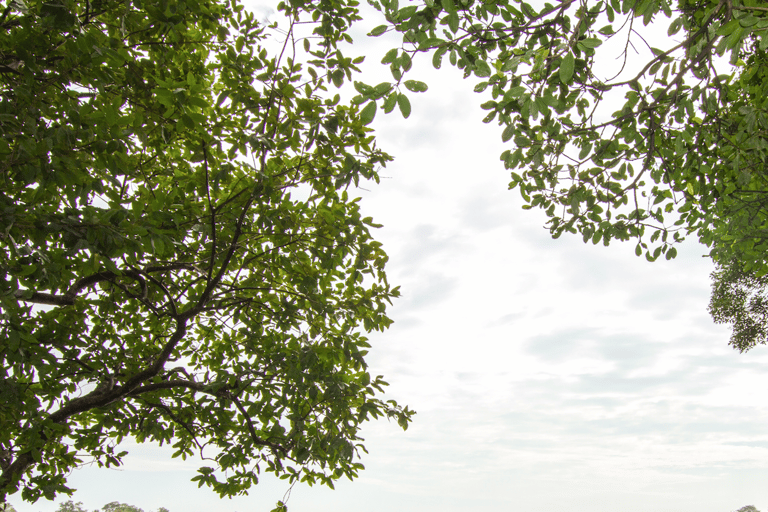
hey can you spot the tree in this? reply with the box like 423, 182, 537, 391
709, 257, 768, 351
52, 499, 161, 512
363, 0, 768, 346
0, 0, 413, 505
101, 502, 143, 512
54, 501, 88, 512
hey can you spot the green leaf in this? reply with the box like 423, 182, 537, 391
665, 246, 677, 260
369, 25, 388, 36
397, 5, 419, 20
578, 141, 592, 160
373, 82, 392, 97
432, 47, 446, 69
404, 80, 428, 92
331, 70, 345, 87
447, 12, 459, 33
501, 124, 515, 142
598, 25, 614, 35
397, 93, 411, 118
360, 101, 377, 125
400, 52, 413, 71
17, 263, 38, 276
559, 52, 575, 84
383, 93, 397, 113
382, 48, 398, 64
474, 61, 492, 78
667, 17, 683, 36
578, 38, 602, 49
474, 81, 489, 92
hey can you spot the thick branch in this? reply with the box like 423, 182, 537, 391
13, 263, 202, 306
13, 269, 146, 306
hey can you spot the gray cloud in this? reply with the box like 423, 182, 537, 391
398, 225, 457, 267
522, 327, 600, 362
394, 272, 458, 313
459, 192, 510, 233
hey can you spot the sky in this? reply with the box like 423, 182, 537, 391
9, 2, 768, 512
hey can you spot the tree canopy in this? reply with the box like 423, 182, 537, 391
0, 0, 412, 505
4, 0, 768, 506
363, 0, 768, 347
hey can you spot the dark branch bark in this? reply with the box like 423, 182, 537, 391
13, 270, 146, 306
230, 394, 287, 455
13, 263, 202, 306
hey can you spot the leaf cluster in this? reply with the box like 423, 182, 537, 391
370, 0, 768, 265
370, 0, 768, 348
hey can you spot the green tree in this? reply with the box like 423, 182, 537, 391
51, 500, 157, 512
54, 501, 88, 512
0, 0, 412, 505
366, 0, 768, 346
709, 257, 768, 351
101, 502, 143, 512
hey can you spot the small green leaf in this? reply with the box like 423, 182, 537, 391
447, 12, 459, 33
404, 80, 428, 92
374, 82, 393, 96
17, 263, 38, 276
399, 52, 412, 71
397, 5, 419, 20
667, 17, 683, 36
181, 113, 196, 129
381, 48, 398, 64
354, 81, 372, 95
474, 60, 492, 77
578, 38, 602, 49
383, 93, 397, 113
560, 52, 575, 84
598, 25, 614, 35
360, 101, 377, 125
432, 48, 446, 69
369, 25, 388, 36
397, 93, 411, 118
331, 70, 344, 88
474, 81, 489, 92
514, 135, 530, 147
578, 141, 592, 160
501, 124, 515, 142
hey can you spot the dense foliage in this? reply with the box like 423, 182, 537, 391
365, 0, 768, 347
4, 0, 768, 505
0, 0, 413, 505
709, 258, 768, 351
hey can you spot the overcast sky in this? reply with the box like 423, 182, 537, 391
10, 2, 768, 512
